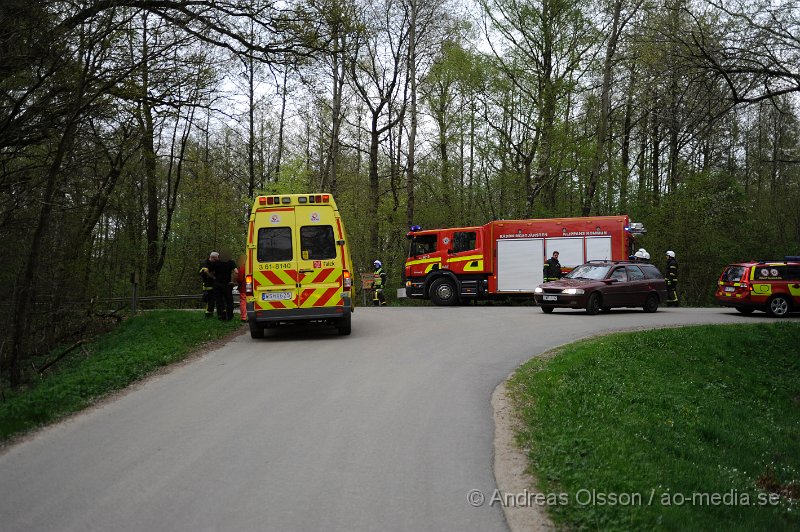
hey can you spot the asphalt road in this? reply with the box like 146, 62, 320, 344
0, 306, 783, 531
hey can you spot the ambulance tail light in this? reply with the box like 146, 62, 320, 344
245, 274, 254, 296
343, 270, 352, 291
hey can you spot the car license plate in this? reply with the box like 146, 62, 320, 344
262, 291, 293, 301
723, 286, 735, 293
543, 295, 557, 301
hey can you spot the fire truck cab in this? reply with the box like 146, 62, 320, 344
404, 216, 644, 305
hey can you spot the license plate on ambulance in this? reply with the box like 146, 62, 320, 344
262, 292, 293, 301
723, 286, 735, 293
543, 295, 557, 301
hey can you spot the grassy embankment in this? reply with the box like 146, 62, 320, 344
0, 311, 242, 442
509, 322, 800, 530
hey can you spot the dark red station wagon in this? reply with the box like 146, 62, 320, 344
533, 261, 669, 314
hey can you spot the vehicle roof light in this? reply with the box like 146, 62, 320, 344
259, 197, 266, 205
315, 195, 322, 203
323, 194, 330, 203
410, 225, 421, 231
281, 197, 291, 204
298, 196, 308, 203
266, 197, 274, 205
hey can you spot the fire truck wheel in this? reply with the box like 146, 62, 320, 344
249, 320, 265, 339
643, 293, 659, 313
585, 293, 602, 315
767, 295, 790, 318
540, 306, 554, 314
429, 278, 459, 306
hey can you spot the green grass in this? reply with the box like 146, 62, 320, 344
509, 323, 800, 531
0, 311, 242, 442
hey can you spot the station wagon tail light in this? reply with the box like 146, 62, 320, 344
343, 270, 352, 291
245, 274, 253, 295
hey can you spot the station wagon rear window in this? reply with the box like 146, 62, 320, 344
300, 225, 336, 260
258, 227, 292, 262
721, 266, 747, 282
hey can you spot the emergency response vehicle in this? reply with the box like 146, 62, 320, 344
715, 257, 800, 317
244, 193, 354, 337
404, 216, 645, 305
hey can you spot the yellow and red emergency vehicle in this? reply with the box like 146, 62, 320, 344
404, 216, 645, 305
244, 193, 354, 337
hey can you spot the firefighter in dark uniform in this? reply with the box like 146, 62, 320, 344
666, 250, 679, 306
544, 251, 562, 281
200, 251, 218, 318
373, 260, 387, 306
211, 254, 239, 320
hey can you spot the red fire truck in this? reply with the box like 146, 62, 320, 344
404, 216, 646, 305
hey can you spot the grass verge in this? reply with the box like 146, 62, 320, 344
0, 311, 242, 443
508, 322, 800, 530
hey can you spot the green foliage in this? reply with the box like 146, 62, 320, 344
509, 323, 800, 530
0, 311, 242, 442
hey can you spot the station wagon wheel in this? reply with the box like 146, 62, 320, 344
767, 295, 790, 318
643, 293, 659, 313
429, 278, 458, 306
541, 306, 554, 314
585, 293, 601, 315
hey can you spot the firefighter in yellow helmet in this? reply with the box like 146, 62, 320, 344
373, 260, 387, 306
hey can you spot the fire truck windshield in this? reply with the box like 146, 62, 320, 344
409, 234, 437, 257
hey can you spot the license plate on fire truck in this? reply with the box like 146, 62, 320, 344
262, 292, 293, 301
543, 295, 557, 301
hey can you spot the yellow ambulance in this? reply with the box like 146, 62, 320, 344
244, 193, 354, 337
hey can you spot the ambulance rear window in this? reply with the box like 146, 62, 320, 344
300, 226, 336, 260
257, 227, 292, 262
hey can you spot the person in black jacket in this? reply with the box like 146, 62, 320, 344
211, 254, 239, 320
199, 252, 218, 318
665, 250, 679, 306
544, 251, 562, 281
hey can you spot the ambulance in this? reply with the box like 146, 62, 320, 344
244, 193, 354, 337
404, 215, 645, 305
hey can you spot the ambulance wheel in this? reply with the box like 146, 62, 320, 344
541, 306, 554, 314
337, 311, 352, 335
767, 295, 790, 318
643, 293, 659, 313
249, 320, 264, 339
585, 293, 602, 315
429, 278, 459, 306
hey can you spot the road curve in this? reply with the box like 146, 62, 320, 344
0, 307, 784, 531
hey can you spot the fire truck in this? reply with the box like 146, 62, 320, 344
404, 216, 645, 305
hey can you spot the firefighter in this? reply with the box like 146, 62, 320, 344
373, 260, 387, 306
211, 253, 239, 320
632, 248, 650, 263
200, 252, 218, 318
544, 251, 562, 281
665, 250, 679, 306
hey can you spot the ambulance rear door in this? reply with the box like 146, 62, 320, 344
252, 208, 299, 311
295, 205, 344, 309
